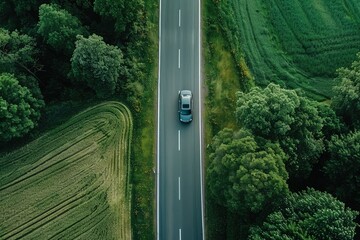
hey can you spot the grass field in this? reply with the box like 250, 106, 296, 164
215, 0, 360, 100
0, 101, 133, 239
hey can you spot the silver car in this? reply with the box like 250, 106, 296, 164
178, 90, 193, 123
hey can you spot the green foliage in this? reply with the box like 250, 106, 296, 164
236, 84, 300, 138
0, 28, 44, 116
249, 188, 358, 240
0, 73, 44, 142
94, 0, 146, 38
0, 28, 39, 76
236, 83, 324, 180
316, 103, 343, 139
93, 0, 126, 32
124, 81, 144, 112
207, 128, 289, 214
0, 0, 41, 30
70, 34, 124, 98
249, 211, 314, 240
332, 52, 360, 128
324, 131, 360, 204
16, 75, 44, 101
37, 4, 88, 55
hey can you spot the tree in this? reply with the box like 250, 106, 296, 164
94, 0, 146, 38
332, 52, 360, 128
37, 4, 88, 55
0, 73, 44, 141
249, 188, 358, 240
70, 34, 124, 98
0, 0, 41, 31
0, 28, 44, 102
323, 131, 360, 204
249, 211, 314, 240
236, 83, 324, 180
207, 128, 289, 215
316, 103, 343, 139
0, 28, 40, 76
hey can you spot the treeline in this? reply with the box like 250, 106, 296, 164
0, 0, 149, 142
207, 53, 360, 239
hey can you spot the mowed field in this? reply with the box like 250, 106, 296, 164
0, 102, 133, 239
217, 0, 360, 100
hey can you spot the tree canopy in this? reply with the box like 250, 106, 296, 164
0, 28, 39, 76
37, 4, 88, 55
324, 131, 360, 204
236, 83, 324, 180
316, 102, 343, 139
70, 34, 124, 98
0, 73, 44, 141
207, 128, 289, 214
332, 52, 360, 128
0, 0, 41, 30
94, 0, 146, 38
0, 28, 43, 110
249, 188, 358, 240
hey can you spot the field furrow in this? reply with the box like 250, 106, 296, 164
217, 0, 360, 100
0, 101, 133, 240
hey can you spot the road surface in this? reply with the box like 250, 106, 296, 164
157, 0, 204, 238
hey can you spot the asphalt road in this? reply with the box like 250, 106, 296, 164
157, 0, 204, 238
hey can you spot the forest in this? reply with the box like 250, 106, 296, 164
0, 0, 150, 142
0, 0, 156, 239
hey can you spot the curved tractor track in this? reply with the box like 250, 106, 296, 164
218, 0, 360, 100
0, 101, 133, 240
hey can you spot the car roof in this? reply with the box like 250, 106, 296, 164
180, 90, 192, 108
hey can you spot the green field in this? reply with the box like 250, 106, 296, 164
216, 0, 360, 100
0, 102, 133, 239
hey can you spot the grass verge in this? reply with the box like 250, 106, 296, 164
203, 0, 247, 239
130, 0, 158, 238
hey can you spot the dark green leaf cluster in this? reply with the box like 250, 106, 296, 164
0, 73, 44, 141
94, 0, 146, 39
0, 28, 38, 75
0, 28, 44, 141
207, 128, 289, 214
0, 0, 41, 30
324, 131, 360, 204
249, 188, 358, 240
315, 103, 343, 139
332, 52, 360, 128
236, 83, 324, 180
70, 34, 124, 98
37, 4, 88, 55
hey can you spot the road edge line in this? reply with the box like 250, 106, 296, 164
198, 0, 205, 239
156, 0, 162, 238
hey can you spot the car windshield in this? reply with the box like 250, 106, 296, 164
182, 104, 190, 108
180, 109, 191, 115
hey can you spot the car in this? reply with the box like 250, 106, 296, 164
178, 90, 193, 123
